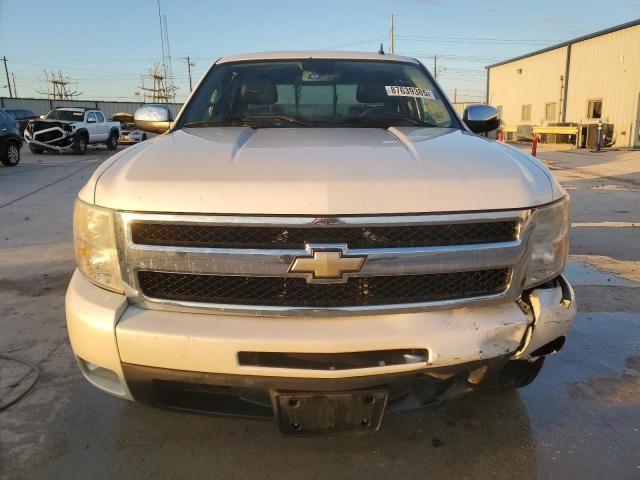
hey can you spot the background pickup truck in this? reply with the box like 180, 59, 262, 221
24, 107, 120, 154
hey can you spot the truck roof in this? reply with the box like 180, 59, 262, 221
52, 107, 97, 112
217, 51, 420, 64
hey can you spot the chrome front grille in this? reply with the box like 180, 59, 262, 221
115, 211, 534, 316
137, 269, 512, 308
130, 221, 519, 250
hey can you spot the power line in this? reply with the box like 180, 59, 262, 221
396, 34, 560, 46
321, 36, 386, 50
403, 53, 505, 62
398, 34, 562, 41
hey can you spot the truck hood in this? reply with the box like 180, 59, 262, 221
89, 127, 558, 215
30, 119, 74, 125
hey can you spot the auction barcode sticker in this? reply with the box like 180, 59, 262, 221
385, 86, 436, 99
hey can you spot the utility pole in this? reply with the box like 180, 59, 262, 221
389, 15, 395, 54
185, 56, 195, 91
2, 56, 13, 98
12, 72, 17, 98
454, 88, 457, 103
433, 55, 437, 80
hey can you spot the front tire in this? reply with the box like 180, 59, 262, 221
1, 140, 21, 166
73, 135, 88, 155
106, 132, 118, 151
29, 144, 44, 154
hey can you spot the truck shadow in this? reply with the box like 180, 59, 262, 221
108, 388, 537, 480
5, 379, 538, 480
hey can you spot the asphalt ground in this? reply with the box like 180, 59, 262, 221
1, 143, 639, 479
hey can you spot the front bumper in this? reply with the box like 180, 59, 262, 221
24, 127, 75, 152
65, 270, 576, 410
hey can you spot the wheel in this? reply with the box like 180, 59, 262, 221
73, 134, 88, 155
477, 357, 545, 390
29, 144, 44, 154
1, 140, 21, 166
106, 132, 118, 151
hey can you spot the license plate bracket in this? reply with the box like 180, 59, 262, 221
274, 390, 388, 435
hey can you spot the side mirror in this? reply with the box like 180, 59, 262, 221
134, 104, 173, 134
87, 117, 96, 123
463, 105, 500, 134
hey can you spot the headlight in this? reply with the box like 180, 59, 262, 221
524, 196, 569, 288
73, 198, 124, 293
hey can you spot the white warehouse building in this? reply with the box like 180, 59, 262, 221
486, 19, 640, 148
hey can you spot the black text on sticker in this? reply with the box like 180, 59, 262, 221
385, 86, 436, 99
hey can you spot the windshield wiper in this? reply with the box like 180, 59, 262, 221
338, 117, 437, 128
240, 115, 313, 127
183, 119, 247, 128
183, 115, 312, 128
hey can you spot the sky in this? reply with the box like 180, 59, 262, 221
0, 0, 638, 103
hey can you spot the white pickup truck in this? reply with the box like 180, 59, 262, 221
24, 107, 120, 154
66, 51, 576, 435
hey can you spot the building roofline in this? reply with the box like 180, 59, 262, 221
486, 18, 640, 69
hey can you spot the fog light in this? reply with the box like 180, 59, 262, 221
77, 357, 125, 396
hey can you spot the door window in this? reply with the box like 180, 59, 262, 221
95, 111, 105, 122
545, 102, 556, 122
587, 99, 602, 119
87, 112, 97, 122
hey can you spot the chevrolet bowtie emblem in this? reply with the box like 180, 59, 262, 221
289, 246, 366, 283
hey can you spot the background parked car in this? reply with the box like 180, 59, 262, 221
0, 108, 22, 166
5, 109, 38, 136
119, 122, 154, 144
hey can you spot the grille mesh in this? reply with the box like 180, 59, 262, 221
34, 129, 65, 142
131, 221, 518, 250
138, 269, 510, 308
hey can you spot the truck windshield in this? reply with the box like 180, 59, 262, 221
179, 59, 458, 129
45, 110, 85, 121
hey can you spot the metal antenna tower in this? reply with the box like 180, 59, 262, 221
37, 70, 82, 100
155, 0, 176, 98
138, 64, 177, 103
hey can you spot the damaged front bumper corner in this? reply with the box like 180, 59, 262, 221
516, 275, 576, 359
24, 122, 76, 152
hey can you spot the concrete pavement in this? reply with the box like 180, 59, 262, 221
1, 145, 639, 479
